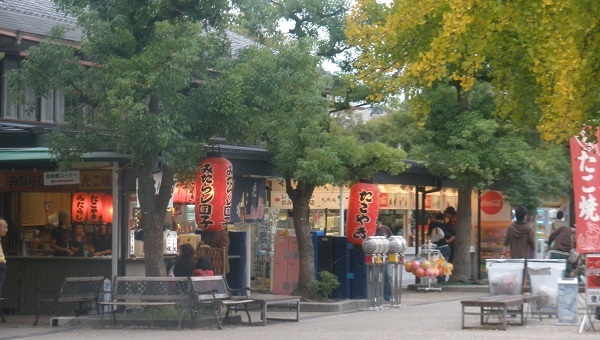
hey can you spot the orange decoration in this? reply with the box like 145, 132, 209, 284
72, 192, 90, 223
195, 153, 234, 231
102, 194, 113, 223
346, 180, 379, 246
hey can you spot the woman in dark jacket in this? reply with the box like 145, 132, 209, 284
171, 243, 196, 277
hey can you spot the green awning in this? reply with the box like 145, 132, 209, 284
0, 148, 128, 164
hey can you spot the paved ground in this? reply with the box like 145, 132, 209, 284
1, 290, 598, 339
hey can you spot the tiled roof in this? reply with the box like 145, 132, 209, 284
227, 30, 257, 57
0, 0, 77, 24
0, 0, 80, 41
0, 0, 255, 56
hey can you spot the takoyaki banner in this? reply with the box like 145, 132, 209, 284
570, 130, 600, 254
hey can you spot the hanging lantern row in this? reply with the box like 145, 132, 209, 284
346, 179, 380, 246
173, 182, 195, 205
72, 192, 113, 224
195, 153, 234, 232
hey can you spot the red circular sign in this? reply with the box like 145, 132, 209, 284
481, 191, 503, 215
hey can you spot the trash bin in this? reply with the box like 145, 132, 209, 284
486, 259, 526, 296
527, 259, 567, 317
557, 278, 579, 325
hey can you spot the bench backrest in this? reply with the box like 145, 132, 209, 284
59, 276, 105, 300
189, 275, 231, 301
112, 276, 190, 302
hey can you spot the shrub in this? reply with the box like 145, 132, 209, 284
308, 271, 340, 300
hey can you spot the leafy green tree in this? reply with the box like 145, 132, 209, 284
8, 0, 236, 276
223, 41, 406, 296
231, 0, 352, 66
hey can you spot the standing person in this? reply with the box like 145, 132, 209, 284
375, 217, 393, 238
547, 223, 575, 275
199, 229, 230, 275
0, 217, 8, 303
90, 223, 112, 257
427, 212, 455, 283
51, 211, 73, 256
550, 211, 568, 234
444, 206, 457, 263
502, 206, 535, 259
70, 224, 85, 257
374, 216, 393, 300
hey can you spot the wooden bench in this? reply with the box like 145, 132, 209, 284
461, 294, 542, 330
189, 275, 253, 330
33, 276, 106, 326
99, 276, 191, 329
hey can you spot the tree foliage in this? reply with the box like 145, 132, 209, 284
346, 0, 600, 142
231, 0, 352, 64
223, 41, 406, 296
8, 0, 235, 276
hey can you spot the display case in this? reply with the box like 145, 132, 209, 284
479, 223, 507, 278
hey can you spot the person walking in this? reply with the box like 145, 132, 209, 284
550, 211, 568, 234
502, 206, 535, 259
547, 222, 575, 275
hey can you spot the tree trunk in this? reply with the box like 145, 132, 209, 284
137, 160, 176, 277
286, 179, 316, 299
451, 183, 473, 282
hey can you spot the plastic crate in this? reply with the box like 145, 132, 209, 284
527, 259, 567, 316
486, 259, 526, 296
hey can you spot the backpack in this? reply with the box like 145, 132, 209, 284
430, 225, 445, 242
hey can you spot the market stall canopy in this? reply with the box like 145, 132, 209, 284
0, 147, 128, 169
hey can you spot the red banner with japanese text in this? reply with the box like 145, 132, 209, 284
570, 131, 600, 254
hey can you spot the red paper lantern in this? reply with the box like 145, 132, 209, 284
346, 180, 380, 246
87, 192, 104, 223
195, 153, 234, 231
102, 194, 113, 224
72, 192, 90, 223
173, 182, 195, 204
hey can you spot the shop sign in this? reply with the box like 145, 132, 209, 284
585, 254, 600, 306
44, 171, 80, 186
570, 129, 600, 253
481, 191, 503, 215
164, 230, 178, 254
379, 193, 388, 208
0, 170, 44, 191
129, 230, 135, 256
80, 170, 112, 190
271, 192, 316, 209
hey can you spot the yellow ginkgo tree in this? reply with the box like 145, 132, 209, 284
346, 0, 600, 142
347, 0, 578, 281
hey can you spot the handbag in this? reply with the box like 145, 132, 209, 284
568, 249, 580, 264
